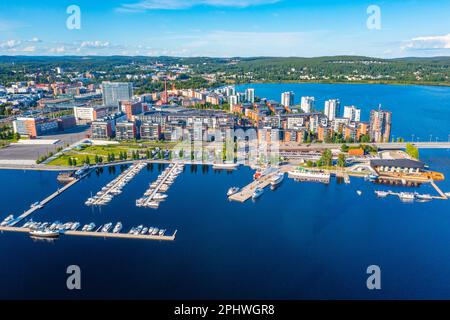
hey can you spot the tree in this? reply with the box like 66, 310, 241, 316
68, 158, 73, 166
73, 158, 77, 166
85, 156, 90, 165
320, 149, 333, 167
360, 134, 371, 143
337, 153, 346, 167
405, 143, 419, 159
341, 144, 349, 152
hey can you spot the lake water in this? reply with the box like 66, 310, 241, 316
0, 83, 450, 299
236, 83, 450, 142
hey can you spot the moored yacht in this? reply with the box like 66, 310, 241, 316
270, 173, 284, 186
112, 222, 123, 233
227, 187, 240, 197
252, 188, 264, 200
399, 192, 415, 201
29, 229, 60, 239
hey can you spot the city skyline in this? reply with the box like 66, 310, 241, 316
0, 0, 450, 58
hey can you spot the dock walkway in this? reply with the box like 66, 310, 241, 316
142, 163, 182, 207
229, 166, 292, 203
0, 226, 177, 241
430, 180, 448, 200
10, 176, 81, 226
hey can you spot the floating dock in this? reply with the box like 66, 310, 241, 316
87, 162, 146, 206
9, 175, 82, 226
0, 226, 177, 241
137, 163, 183, 208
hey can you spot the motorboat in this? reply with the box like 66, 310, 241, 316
112, 222, 123, 233
375, 190, 389, 197
252, 188, 264, 200
270, 173, 284, 186
29, 229, 60, 239
227, 187, 240, 197
399, 192, 415, 201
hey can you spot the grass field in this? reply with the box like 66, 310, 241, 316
47, 142, 177, 166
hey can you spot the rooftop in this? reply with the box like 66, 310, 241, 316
370, 159, 425, 169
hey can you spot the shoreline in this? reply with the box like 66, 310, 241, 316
232, 80, 450, 88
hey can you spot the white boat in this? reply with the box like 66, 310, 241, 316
71, 222, 80, 231
29, 229, 60, 239
252, 188, 264, 200
288, 168, 330, 183
1, 214, 14, 226
415, 193, 433, 201
399, 192, 415, 201
141, 227, 148, 235
270, 173, 284, 186
147, 201, 160, 208
151, 227, 159, 235
213, 162, 238, 170
101, 223, 112, 233
375, 190, 389, 197
356, 190, 362, 196
153, 193, 168, 200
227, 187, 240, 197
112, 222, 123, 233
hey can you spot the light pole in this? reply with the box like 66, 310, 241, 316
411, 134, 415, 142
430, 134, 433, 142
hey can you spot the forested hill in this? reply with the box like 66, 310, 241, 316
0, 55, 448, 87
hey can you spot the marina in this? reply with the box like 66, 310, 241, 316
136, 162, 184, 209
7, 168, 89, 226
0, 225, 177, 241
85, 161, 146, 206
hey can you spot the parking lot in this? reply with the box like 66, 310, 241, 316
0, 126, 90, 161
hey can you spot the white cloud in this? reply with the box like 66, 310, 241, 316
80, 40, 111, 49
118, 0, 280, 12
49, 46, 66, 53
21, 46, 36, 52
404, 33, 450, 50
0, 39, 22, 49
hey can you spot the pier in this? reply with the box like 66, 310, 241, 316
10, 175, 82, 226
0, 226, 177, 241
137, 163, 183, 208
87, 162, 146, 206
430, 180, 448, 200
229, 166, 292, 203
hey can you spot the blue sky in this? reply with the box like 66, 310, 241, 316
0, 0, 449, 57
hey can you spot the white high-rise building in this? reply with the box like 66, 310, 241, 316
229, 95, 238, 111
300, 96, 315, 113
245, 88, 255, 103
225, 86, 236, 97
281, 91, 295, 107
343, 105, 361, 122
237, 92, 245, 103
324, 99, 340, 121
